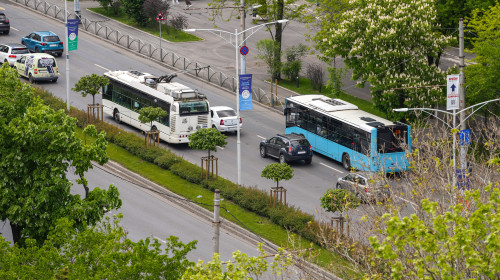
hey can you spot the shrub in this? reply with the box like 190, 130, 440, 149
154, 151, 182, 169
170, 161, 203, 184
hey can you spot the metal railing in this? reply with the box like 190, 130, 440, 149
12, 0, 286, 110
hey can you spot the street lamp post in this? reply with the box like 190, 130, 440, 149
185, 19, 288, 186
393, 98, 500, 187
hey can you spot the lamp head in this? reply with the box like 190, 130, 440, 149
277, 19, 289, 23
183, 29, 196, 32
393, 108, 409, 112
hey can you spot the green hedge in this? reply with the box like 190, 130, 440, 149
34, 88, 323, 247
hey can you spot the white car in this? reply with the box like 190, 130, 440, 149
0, 44, 30, 67
210, 106, 242, 133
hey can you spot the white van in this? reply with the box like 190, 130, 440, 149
15, 53, 59, 83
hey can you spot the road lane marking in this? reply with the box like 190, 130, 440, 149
319, 162, 343, 173
216, 145, 224, 150
11, 27, 19, 31
95, 64, 110, 72
153, 236, 166, 243
256, 135, 266, 140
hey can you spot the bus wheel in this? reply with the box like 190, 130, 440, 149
113, 109, 121, 124
151, 126, 159, 142
342, 153, 351, 170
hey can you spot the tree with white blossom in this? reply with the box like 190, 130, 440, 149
315, 0, 453, 117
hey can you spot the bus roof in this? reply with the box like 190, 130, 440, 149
287, 95, 400, 131
104, 70, 205, 103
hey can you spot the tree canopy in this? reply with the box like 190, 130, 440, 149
320, 189, 359, 214
0, 65, 121, 245
464, 2, 500, 115
0, 215, 196, 279
314, 0, 452, 117
188, 128, 227, 159
72, 73, 109, 105
138, 106, 167, 129
261, 163, 293, 188
368, 185, 500, 279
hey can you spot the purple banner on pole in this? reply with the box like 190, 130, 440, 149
239, 74, 253, 110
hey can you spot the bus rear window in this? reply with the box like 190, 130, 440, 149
377, 126, 407, 153
179, 101, 209, 115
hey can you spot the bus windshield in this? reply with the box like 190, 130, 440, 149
179, 101, 209, 116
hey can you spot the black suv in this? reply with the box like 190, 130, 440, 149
260, 133, 313, 164
0, 12, 10, 35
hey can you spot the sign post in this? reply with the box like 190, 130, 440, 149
156, 12, 166, 60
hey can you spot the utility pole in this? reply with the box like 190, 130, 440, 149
240, 0, 246, 75
64, 0, 70, 111
213, 189, 220, 254
459, 19, 467, 172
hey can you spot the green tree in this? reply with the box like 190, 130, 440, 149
188, 128, 227, 177
72, 73, 109, 106
314, 0, 452, 118
138, 106, 167, 131
182, 244, 292, 279
207, 0, 307, 81
282, 43, 307, 82
121, 0, 148, 26
0, 215, 196, 279
465, 2, 500, 116
367, 185, 500, 279
436, 0, 496, 37
261, 163, 293, 188
320, 189, 359, 215
256, 39, 281, 79
0, 65, 121, 245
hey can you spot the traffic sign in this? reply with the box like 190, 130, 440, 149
460, 129, 471, 146
156, 12, 165, 21
240, 46, 249, 56
447, 74, 460, 110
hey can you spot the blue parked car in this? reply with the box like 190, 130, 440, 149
21, 31, 63, 57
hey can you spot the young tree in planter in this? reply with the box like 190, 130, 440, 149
73, 74, 109, 120
188, 128, 227, 179
138, 106, 166, 146
261, 163, 294, 189
320, 189, 360, 217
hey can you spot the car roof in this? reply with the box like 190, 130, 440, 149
24, 53, 57, 59
1, 43, 27, 48
277, 133, 307, 141
34, 31, 58, 36
211, 106, 234, 111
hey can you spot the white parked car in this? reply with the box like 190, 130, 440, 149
210, 106, 242, 133
0, 43, 30, 67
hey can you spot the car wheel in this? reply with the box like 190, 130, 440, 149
342, 153, 351, 171
305, 158, 312, 165
29, 73, 35, 84
5, 30, 9, 35
259, 146, 267, 158
52, 78, 58, 83
57, 52, 62, 57
21, 40, 25, 45
336, 183, 341, 189
279, 154, 286, 164
113, 109, 121, 123
212, 124, 218, 131
35, 47, 40, 53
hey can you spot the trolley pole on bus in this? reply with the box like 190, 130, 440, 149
393, 98, 500, 187
184, 19, 288, 186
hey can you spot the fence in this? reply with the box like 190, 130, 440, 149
12, 0, 286, 110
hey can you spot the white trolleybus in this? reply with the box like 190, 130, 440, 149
284, 95, 411, 173
102, 70, 210, 144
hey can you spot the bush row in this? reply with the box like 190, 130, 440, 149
35, 88, 323, 246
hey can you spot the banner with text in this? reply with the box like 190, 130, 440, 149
67, 19, 79, 51
239, 74, 253, 110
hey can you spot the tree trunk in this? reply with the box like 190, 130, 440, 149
10, 221, 22, 244
273, 0, 285, 81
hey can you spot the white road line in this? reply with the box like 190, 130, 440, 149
216, 145, 224, 150
394, 195, 418, 207
95, 64, 110, 72
11, 27, 20, 31
256, 135, 266, 140
153, 236, 166, 243
319, 162, 343, 173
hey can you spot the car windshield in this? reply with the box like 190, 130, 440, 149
290, 139, 309, 147
43, 36, 60, 42
12, 48, 29, 54
216, 109, 236, 118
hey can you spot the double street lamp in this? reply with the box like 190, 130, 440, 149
185, 19, 288, 186
393, 98, 500, 187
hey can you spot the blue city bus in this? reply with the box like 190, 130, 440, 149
284, 95, 411, 173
